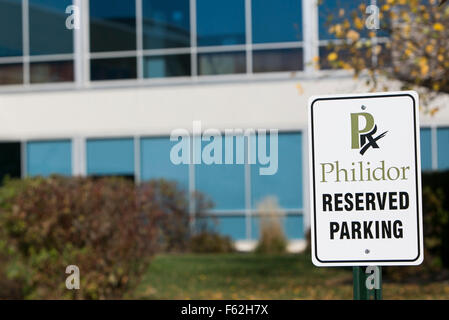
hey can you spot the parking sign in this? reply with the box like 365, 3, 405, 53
308, 91, 424, 266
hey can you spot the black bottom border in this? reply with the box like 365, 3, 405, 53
1, 299, 447, 319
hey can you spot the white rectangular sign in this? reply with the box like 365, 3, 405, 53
308, 91, 423, 267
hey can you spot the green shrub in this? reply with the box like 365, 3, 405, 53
189, 231, 235, 254
0, 176, 189, 299
255, 197, 287, 254
422, 170, 449, 267
141, 181, 213, 253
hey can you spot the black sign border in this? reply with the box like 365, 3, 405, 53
310, 93, 421, 264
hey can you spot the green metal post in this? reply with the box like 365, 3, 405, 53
353, 266, 382, 300
374, 267, 382, 300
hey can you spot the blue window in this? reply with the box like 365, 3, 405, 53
251, 214, 304, 240
253, 48, 303, 73
0, 0, 22, 57
437, 128, 449, 170
29, 0, 73, 55
251, 132, 302, 209
0, 64, 23, 85
30, 61, 74, 83
86, 138, 134, 176
252, 0, 302, 43
196, 0, 245, 46
195, 135, 246, 210
90, 0, 136, 52
319, 0, 389, 40
0, 142, 22, 182
144, 54, 191, 78
27, 140, 72, 177
140, 137, 189, 190
90, 57, 137, 80
420, 128, 432, 171
200, 215, 247, 240
284, 214, 304, 239
198, 52, 246, 75
319, 0, 367, 40
142, 0, 190, 49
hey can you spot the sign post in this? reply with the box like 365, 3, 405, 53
353, 266, 382, 300
308, 91, 423, 299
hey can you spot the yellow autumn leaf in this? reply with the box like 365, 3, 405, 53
347, 30, 360, 42
341, 62, 352, 70
418, 57, 428, 65
425, 45, 434, 54
438, 54, 444, 62
419, 57, 429, 75
433, 23, 444, 31
420, 65, 429, 75
354, 17, 364, 30
404, 48, 413, 57
327, 52, 338, 62
430, 107, 439, 116
334, 24, 343, 37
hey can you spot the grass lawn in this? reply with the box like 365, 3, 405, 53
135, 253, 449, 299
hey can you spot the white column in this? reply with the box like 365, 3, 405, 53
22, 0, 30, 86
190, 0, 198, 79
72, 137, 87, 176
73, 0, 84, 88
303, 0, 319, 74
245, 0, 253, 75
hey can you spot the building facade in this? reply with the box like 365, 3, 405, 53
0, 0, 448, 251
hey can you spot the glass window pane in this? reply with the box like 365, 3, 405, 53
284, 214, 304, 239
27, 140, 72, 177
319, 0, 366, 40
196, 0, 245, 46
90, 57, 137, 80
251, 132, 303, 209
200, 215, 246, 240
437, 128, 449, 170
140, 137, 189, 190
87, 138, 134, 176
0, 64, 23, 85
29, 0, 73, 55
144, 54, 190, 78
0, 142, 22, 183
195, 135, 246, 210
30, 60, 74, 83
420, 128, 432, 171
198, 52, 246, 75
0, 0, 22, 57
319, 45, 373, 70
251, 214, 304, 240
253, 48, 303, 73
142, 0, 190, 49
252, 0, 302, 43
90, 0, 136, 52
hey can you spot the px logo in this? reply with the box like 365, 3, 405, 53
351, 112, 388, 155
